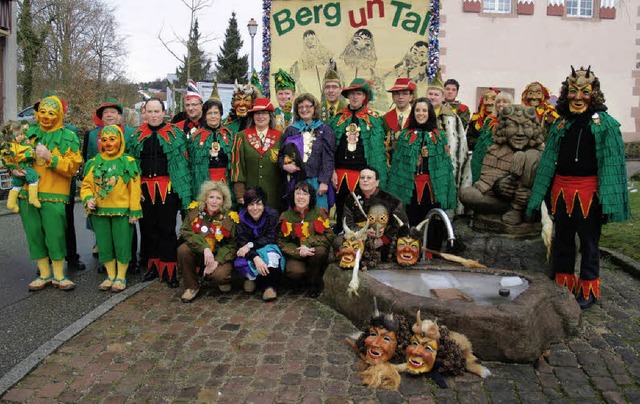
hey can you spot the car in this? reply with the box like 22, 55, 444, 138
17, 105, 36, 123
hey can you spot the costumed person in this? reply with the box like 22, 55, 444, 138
526, 66, 630, 309
230, 98, 282, 209
222, 80, 260, 137
128, 98, 192, 288
16, 94, 82, 291
330, 78, 388, 233
1, 120, 40, 213
460, 105, 544, 226
386, 97, 457, 251
467, 88, 500, 151
470, 92, 514, 183
444, 78, 471, 129
272, 68, 296, 132
81, 125, 142, 292
383, 78, 416, 162
426, 70, 471, 215
189, 84, 233, 198
521, 81, 560, 138
340, 167, 408, 266
234, 187, 284, 302
178, 181, 238, 301
277, 180, 333, 298
348, 298, 412, 390
320, 60, 346, 124
175, 79, 204, 140
84, 98, 137, 273
279, 93, 335, 211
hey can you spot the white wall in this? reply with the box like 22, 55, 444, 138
442, 0, 638, 140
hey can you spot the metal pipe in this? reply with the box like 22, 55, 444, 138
422, 208, 456, 261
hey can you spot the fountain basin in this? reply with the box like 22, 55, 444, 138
321, 262, 581, 362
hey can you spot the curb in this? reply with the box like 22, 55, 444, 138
601, 247, 640, 280
0, 280, 154, 396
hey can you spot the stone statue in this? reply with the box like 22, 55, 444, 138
459, 105, 544, 226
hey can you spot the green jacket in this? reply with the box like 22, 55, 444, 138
180, 208, 238, 264
385, 128, 457, 210
526, 111, 630, 223
277, 207, 333, 260
189, 125, 233, 198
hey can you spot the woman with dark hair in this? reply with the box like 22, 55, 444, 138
277, 180, 333, 297
385, 98, 456, 249
230, 98, 282, 209
178, 181, 238, 302
279, 93, 335, 211
234, 187, 284, 301
189, 98, 233, 197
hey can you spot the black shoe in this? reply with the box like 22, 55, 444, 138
577, 293, 597, 309
167, 276, 179, 288
97, 264, 106, 274
67, 259, 86, 271
141, 268, 158, 282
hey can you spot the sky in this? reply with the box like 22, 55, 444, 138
112, 0, 264, 83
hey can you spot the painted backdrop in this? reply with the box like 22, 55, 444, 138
265, 0, 439, 112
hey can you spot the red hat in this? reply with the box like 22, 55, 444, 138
249, 98, 275, 113
387, 78, 417, 92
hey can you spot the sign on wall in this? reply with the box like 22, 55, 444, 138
263, 0, 440, 112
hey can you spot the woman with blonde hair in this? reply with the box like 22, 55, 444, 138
178, 181, 238, 302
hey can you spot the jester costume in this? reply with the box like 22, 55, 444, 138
277, 206, 332, 296
521, 81, 560, 138
467, 88, 500, 151
178, 200, 238, 298
446, 100, 471, 129
19, 95, 82, 291
386, 127, 457, 227
128, 121, 192, 287
331, 78, 388, 233
189, 124, 233, 197
526, 67, 630, 309
273, 68, 296, 132
81, 125, 142, 292
1, 128, 40, 212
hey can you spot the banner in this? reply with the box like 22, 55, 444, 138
263, 0, 440, 112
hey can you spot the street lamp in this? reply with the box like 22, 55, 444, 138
247, 18, 259, 73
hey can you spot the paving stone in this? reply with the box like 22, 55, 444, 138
38, 382, 67, 398
1, 387, 35, 402
601, 390, 627, 404
548, 350, 579, 367
590, 376, 620, 392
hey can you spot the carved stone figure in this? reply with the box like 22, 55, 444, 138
459, 105, 544, 225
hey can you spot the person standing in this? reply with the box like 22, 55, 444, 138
175, 80, 204, 140
330, 78, 387, 233
527, 66, 630, 309
443, 78, 470, 129
383, 78, 416, 161
128, 98, 192, 288
320, 64, 345, 124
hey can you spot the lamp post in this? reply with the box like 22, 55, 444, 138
247, 18, 258, 73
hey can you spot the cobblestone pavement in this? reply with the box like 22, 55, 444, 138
2, 256, 640, 403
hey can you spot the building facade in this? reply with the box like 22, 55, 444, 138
441, 0, 639, 141
0, 0, 17, 123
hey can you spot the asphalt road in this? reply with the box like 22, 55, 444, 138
0, 203, 143, 378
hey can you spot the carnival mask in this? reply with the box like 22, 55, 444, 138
338, 218, 368, 269
282, 100, 293, 114
568, 83, 592, 114
396, 237, 420, 266
233, 94, 254, 117
367, 204, 389, 238
524, 83, 544, 107
482, 90, 498, 115
346, 123, 361, 152
405, 311, 440, 375
99, 127, 123, 158
37, 97, 64, 132
364, 325, 398, 365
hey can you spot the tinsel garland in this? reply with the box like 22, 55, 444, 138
261, 0, 441, 93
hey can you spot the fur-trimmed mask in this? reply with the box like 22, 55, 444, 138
405, 311, 440, 374
395, 216, 428, 267
337, 218, 368, 269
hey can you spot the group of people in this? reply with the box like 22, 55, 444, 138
3, 63, 629, 310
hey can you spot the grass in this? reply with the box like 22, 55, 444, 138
600, 180, 640, 262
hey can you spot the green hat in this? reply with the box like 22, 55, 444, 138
341, 78, 374, 102
251, 69, 264, 95
428, 68, 445, 93
324, 60, 341, 86
273, 68, 296, 92
96, 97, 123, 119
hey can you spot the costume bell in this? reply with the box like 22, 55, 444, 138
527, 66, 630, 309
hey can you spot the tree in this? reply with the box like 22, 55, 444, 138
16, 0, 48, 108
214, 12, 249, 84
175, 19, 213, 83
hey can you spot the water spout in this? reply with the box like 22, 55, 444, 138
422, 208, 456, 261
